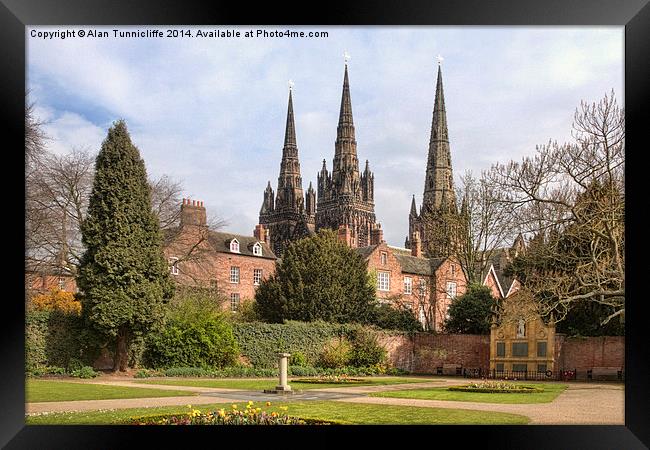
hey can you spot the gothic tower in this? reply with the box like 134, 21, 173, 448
316, 62, 381, 248
258, 86, 315, 256
406, 61, 465, 258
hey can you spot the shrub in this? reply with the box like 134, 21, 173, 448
29, 288, 82, 315
290, 351, 307, 367
144, 314, 239, 369
348, 328, 387, 368
371, 303, 423, 332
70, 366, 99, 379
318, 337, 352, 369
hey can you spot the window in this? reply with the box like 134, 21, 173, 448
169, 257, 179, 275
537, 341, 547, 357
253, 268, 263, 285
58, 277, 65, 290
419, 279, 427, 296
404, 277, 412, 294
446, 281, 457, 298
230, 293, 240, 311
512, 363, 528, 372
496, 342, 505, 357
230, 239, 240, 253
230, 266, 240, 284
512, 342, 528, 357
377, 271, 390, 291
496, 363, 504, 372
380, 251, 387, 265
253, 242, 262, 256
450, 264, 456, 276
537, 364, 547, 373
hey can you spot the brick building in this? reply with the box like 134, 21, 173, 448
164, 198, 277, 311
26, 264, 77, 295
356, 229, 467, 331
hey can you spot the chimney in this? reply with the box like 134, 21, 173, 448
254, 224, 268, 244
411, 230, 422, 258
180, 198, 207, 227
370, 223, 384, 245
338, 224, 352, 247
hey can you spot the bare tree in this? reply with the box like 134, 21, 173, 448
487, 91, 624, 325
456, 170, 517, 284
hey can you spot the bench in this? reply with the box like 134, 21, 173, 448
588, 367, 623, 381
442, 363, 463, 376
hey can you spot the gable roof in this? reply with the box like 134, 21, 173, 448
396, 255, 446, 276
206, 231, 277, 259
355, 245, 378, 260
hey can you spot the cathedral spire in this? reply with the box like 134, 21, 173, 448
422, 60, 456, 213
274, 85, 304, 212
410, 195, 418, 217
337, 63, 355, 136
284, 87, 296, 149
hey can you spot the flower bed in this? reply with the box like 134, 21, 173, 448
448, 381, 543, 394
128, 403, 337, 425
291, 374, 365, 384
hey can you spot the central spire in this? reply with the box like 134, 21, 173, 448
422, 62, 455, 213
337, 63, 355, 140
275, 86, 303, 212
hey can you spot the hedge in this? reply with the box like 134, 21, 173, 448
232, 321, 366, 368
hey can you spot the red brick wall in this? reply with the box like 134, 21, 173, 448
431, 258, 467, 331
378, 332, 624, 375
555, 335, 625, 372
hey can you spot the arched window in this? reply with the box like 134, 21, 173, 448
230, 239, 240, 253
252, 242, 263, 256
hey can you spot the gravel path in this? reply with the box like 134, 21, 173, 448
26, 378, 624, 424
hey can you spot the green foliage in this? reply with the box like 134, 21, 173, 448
70, 366, 99, 379
371, 303, 423, 332
144, 314, 239, 370
162, 366, 278, 378
290, 351, 307, 367
318, 337, 353, 369
234, 299, 260, 322
348, 328, 387, 368
444, 283, 495, 334
25, 310, 96, 374
254, 230, 377, 324
77, 120, 174, 370
555, 300, 624, 336
231, 321, 360, 368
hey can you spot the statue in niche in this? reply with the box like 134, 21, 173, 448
517, 319, 526, 338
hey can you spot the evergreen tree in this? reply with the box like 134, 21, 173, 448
77, 120, 174, 371
254, 229, 377, 324
444, 283, 495, 334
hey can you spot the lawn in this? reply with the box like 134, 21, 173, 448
26, 380, 197, 403
26, 400, 529, 425
133, 376, 440, 391
370, 383, 568, 404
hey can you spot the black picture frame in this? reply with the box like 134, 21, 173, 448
2, 1, 648, 448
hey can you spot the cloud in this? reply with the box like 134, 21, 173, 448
27, 26, 623, 246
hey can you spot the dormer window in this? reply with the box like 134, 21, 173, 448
253, 242, 263, 256
230, 239, 240, 253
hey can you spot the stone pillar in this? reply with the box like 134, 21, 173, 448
276, 353, 291, 391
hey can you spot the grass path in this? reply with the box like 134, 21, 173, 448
26, 399, 529, 425
27, 379, 198, 403
370, 383, 568, 404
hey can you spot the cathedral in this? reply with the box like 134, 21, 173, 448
258, 88, 316, 257
405, 63, 467, 258
258, 62, 382, 256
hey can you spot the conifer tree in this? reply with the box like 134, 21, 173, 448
77, 120, 174, 371
254, 229, 377, 324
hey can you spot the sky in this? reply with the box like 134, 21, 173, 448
27, 26, 623, 247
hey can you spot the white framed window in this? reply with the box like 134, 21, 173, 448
253, 268, 263, 285
58, 277, 65, 289
404, 277, 412, 295
252, 242, 263, 256
169, 257, 179, 275
380, 251, 387, 265
230, 293, 240, 311
377, 271, 390, 291
230, 239, 240, 253
446, 281, 457, 299
230, 266, 240, 284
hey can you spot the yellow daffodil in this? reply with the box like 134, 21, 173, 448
271, 412, 278, 418
266, 401, 271, 406
218, 409, 226, 417
232, 404, 238, 409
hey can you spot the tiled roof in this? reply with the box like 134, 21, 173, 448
395, 255, 445, 276
207, 231, 277, 260
355, 245, 378, 260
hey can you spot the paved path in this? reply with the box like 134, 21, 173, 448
26, 378, 624, 424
